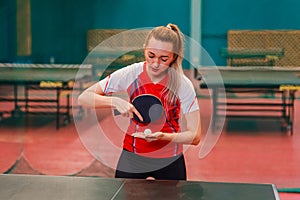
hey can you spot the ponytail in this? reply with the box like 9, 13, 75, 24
144, 23, 185, 105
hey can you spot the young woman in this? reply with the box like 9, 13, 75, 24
78, 23, 201, 180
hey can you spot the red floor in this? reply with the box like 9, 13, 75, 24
186, 99, 300, 187
0, 95, 299, 199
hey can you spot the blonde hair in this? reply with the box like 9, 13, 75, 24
144, 23, 184, 104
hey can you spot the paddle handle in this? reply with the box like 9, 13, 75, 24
113, 109, 120, 116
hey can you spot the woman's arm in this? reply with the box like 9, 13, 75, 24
78, 82, 113, 108
78, 82, 143, 121
132, 110, 201, 145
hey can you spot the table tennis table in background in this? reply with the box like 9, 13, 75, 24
0, 174, 280, 200
199, 66, 300, 135
0, 63, 92, 129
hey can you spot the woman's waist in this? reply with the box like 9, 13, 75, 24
123, 135, 183, 158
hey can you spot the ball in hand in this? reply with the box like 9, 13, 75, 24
144, 129, 152, 135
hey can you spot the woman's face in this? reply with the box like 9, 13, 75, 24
144, 37, 176, 81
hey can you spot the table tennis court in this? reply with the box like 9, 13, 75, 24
1, 0, 300, 199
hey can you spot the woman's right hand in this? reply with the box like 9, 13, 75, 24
112, 97, 143, 122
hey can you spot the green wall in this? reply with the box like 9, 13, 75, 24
1, 0, 190, 64
2, 0, 300, 65
0, 0, 16, 62
202, 0, 300, 65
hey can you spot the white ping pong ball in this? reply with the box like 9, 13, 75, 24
144, 129, 152, 135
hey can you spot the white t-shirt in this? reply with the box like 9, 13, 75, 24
99, 62, 199, 114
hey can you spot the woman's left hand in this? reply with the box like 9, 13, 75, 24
132, 132, 164, 142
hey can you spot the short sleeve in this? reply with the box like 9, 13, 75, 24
178, 75, 199, 114
99, 62, 143, 94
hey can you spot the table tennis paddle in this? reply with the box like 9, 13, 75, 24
114, 94, 165, 124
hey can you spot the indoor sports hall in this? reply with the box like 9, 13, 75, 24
0, 0, 299, 199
